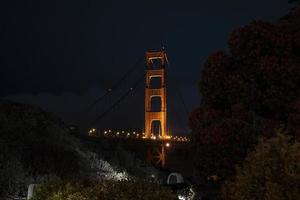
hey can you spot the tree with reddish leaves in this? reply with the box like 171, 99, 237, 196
190, 105, 258, 180
191, 8, 300, 181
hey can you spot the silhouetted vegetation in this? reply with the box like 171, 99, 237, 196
0, 100, 81, 196
0, 100, 163, 197
222, 131, 300, 199
31, 179, 176, 200
190, 6, 300, 183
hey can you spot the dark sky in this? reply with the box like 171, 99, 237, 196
0, 0, 292, 132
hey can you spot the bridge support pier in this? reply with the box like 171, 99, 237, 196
146, 142, 167, 168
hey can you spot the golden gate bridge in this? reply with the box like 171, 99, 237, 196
84, 49, 191, 169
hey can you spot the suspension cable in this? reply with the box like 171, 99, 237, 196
90, 73, 145, 126
86, 56, 144, 112
164, 52, 190, 117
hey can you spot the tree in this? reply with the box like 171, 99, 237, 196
190, 106, 257, 180
201, 20, 300, 120
190, 8, 300, 180
222, 132, 300, 200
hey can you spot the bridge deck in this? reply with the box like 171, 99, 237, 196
88, 128, 191, 144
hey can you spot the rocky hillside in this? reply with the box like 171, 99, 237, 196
0, 99, 162, 197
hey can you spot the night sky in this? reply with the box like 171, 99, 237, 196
0, 0, 292, 132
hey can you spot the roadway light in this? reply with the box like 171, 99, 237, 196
165, 142, 170, 147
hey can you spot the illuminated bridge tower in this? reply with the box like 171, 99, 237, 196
145, 50, 168, 140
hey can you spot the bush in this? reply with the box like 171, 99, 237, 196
31, 179, 177, 200
222, 131, 300, 200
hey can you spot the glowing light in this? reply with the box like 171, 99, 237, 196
151, 135, 157, 140
165, 142, 170, 147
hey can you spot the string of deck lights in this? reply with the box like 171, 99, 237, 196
88, 128, 190, 142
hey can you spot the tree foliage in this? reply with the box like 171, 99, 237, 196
222, 132, 300, 200
200, 20, 300, 119
190, 8, 300, 180
31, 180, 176, 200
190, 106, 257, 179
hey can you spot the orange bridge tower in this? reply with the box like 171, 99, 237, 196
145, 50, 168, 140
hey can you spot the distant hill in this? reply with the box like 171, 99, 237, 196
0, 99, 162, 197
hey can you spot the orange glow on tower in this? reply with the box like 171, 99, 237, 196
145, 50, 168, 140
